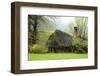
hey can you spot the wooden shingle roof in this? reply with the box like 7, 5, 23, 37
47, 30, 72, 48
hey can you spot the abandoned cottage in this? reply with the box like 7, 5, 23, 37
47, 30, 72, 53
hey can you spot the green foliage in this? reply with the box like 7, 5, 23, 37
28, 15, 57, 53
28, 16, 88, 54
72, 38, 81, 49
28, 31, 54, 53
81, 40, 88, 51
72, 38, 88, 52
29, 44, 48, 53
28, 15, 57, 45
37, 31, 53, 45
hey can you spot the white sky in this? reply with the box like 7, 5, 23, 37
55, 17, 75, 32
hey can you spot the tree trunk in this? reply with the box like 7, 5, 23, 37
33, 16, 38, 44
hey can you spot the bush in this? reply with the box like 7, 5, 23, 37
28, 44, 48, 53
72, 38, 81, 49
72, 38, 88, 53
81, 40, 88, 52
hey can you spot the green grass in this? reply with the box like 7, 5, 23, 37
28, 53, 88, 61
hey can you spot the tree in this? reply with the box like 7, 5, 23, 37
28, 15, 56, 50
75, 17, 88, 40
28, 15, 38, 44
67, 17, 88, 40
66, 17, 88, 53
28, 15, 57, 45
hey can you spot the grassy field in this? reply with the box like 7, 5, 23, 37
28, 53, 88, 61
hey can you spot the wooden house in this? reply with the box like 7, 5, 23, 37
47, 30, 72, 53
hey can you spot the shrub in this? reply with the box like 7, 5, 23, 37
81, 40, 88, 52
72, 38, 88, 53
72, 38, 81, 49
28, 44, 48, 53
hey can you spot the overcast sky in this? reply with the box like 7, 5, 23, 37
55, 16, 75, 32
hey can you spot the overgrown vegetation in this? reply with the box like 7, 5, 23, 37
72, 38, 88, 53
28, 15, 56, 53
28, 15, 88, 57
28, 44, 47, 53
